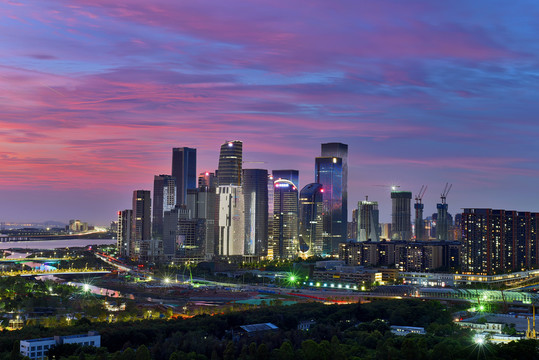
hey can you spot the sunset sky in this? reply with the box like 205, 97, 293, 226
2, 0, 539, 225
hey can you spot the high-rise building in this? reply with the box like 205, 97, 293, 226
462, 208, 539, 275
132, 190, 152, 261
267, 174, 275, 259
163, 206, 190, 259
218, 141, 242, 186
414, 203, 425, 241
152, 175, 176, 240
272, 170, 299, 188
198, 171, 216, 189
315, 156, 344, 255
186, 186, 218, 258
321, 142, 348, 237
349, 209, 358, 241
242, 169, 269, 256
436, 203, 449, 241
172, 147, 197, 206
299, 183, 324, 257
391, 190, 412, 241
217, 185, 245, 256
358, 200, 380, 242
272, 179, 299, 259
117, 209, 132, 258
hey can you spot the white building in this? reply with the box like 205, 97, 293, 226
20, 332, 100, 360
390, 325, 426, 336
218, 185, 244, 256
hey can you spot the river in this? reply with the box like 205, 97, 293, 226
0, 238, 116, 250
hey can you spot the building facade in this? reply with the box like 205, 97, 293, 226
152, 175, 176, 240
272, 169, 299, 188
462, 208, 539, 275
358, 200, 380, 242
391, 190, 412, 241
117, 209, 132, 258
132, 190, 152, 261
272, 179, 299, 259
299, 183, 324, 257
217, 185, 245, 256
315, 156, 344, 255
242, 169, 269, 256
172, 147, 197, 206
218, 140, 242, 186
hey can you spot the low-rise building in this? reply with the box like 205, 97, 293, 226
390, 325, 426, 336
20, 332, 100, 360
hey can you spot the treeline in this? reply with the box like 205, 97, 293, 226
1, 300, 538, 360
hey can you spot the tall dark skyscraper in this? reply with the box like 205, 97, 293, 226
218, 140, 242, 186
321, 142, 348, 235
132, 190, 151, 260
242, 169, 269, 256
172, 147, 197, 206
315, 156, 344, 255
272, 169, 299, 188
299, 183, 324, 257
272, 179, 299, 259
152, 175, 176, 239
391, 190, 412, 241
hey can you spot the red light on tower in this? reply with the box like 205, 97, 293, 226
320, 188, 324, 193
118, 211, 121, 215
205, 172, 209, 176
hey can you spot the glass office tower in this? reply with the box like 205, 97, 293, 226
315, 156, 344, 255
172, 147, 197, 206
299, 183, 324, 257
272, 179, 299, 259
242, 169, 269, 256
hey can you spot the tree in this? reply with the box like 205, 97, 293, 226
136, 345, 151, 360
121, 348, 135, 360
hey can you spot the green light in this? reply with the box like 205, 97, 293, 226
316, 282, 321, 287
290, 275, 296, 282
470, 307, 476, 312
479, 305, 485, 311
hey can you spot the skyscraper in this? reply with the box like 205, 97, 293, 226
299, 183, 324, 257
391, 190, 412, 241
321, 142, 348, 237
315, 156, 344, 255
272, 179, 299, 259
436, 203, 449, 241
272, 170, 299, 188
152, 175, 176, 240
358, 199, 380, 242
242, 169, 269, 256
186, 185, 218, 258
117, 209, 132, 258
218, 141, 242, 186
172, 147, 197, 206
217, 185, 245, 256
132, 190, 151, 260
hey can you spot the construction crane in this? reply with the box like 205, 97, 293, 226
440, 183, 452, 205
415, 185, 427, 205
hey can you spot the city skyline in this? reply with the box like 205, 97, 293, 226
2, 1, 539, 225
